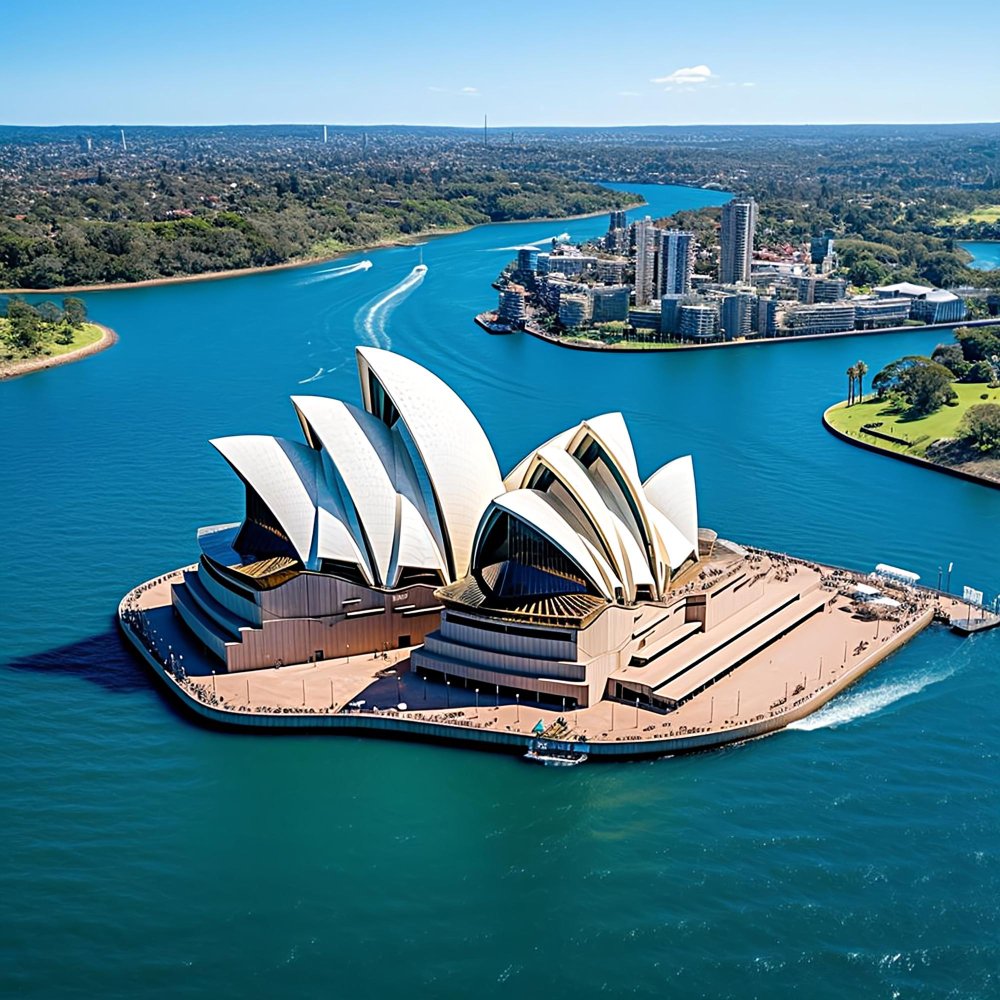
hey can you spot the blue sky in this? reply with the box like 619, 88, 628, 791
4, 0, 998, 126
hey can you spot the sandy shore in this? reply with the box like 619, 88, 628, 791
0, 324, 118, 381
0, 201, 644, 297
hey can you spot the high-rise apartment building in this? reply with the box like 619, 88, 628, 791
633, 217, 658, 306
658, 230, 694, 297
720, 199, 757, 285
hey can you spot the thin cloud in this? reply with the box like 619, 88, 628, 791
427, 85, 481, 97
651, 64, 715, 87
618, 90, 641, 97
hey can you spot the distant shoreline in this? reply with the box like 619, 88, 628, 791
0, 201, 644, 297
0, 323, 118, 381
519, 317, 1000, 353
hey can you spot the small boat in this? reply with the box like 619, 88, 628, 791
523, 740, 588, 766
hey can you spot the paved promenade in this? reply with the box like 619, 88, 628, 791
119, 558, 985, 758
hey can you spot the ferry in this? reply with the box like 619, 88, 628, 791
523, 739, 589, 766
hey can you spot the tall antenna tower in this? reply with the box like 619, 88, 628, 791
323, 125, 328, 144
483, 114, 488, 149
120, 128, 127, 152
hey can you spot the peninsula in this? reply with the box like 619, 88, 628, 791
119, 346, 995, 760
0, 296, 114, 380
823, 327, 1000, 487
479, 207, 998, 350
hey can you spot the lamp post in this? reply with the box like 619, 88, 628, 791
211, 669, 217, 697
475, 688, 480, 717
635, 697, 640, 728
330, 679, 335, 710
709, 696, 714, 724
515, 692, 520, 723
346, 643, 350, 663
495, 684, 499, 708
446, 680, 451, 708
946, 562, 953, 593
422, 675, 427, 700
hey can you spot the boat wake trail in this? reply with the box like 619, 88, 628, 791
787, 659, 961, 732
485, 232, 570, 252
354, 265, 427, 348
298, 367, 325, 384
298, 260, 373, 285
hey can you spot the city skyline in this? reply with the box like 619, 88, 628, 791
3, 0, 999, 127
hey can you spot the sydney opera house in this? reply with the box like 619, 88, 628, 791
167, 346, 847, 714
170, 347, 710, 697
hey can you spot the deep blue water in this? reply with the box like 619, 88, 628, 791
2, 184, 998, 999
959, 240, 1000, 270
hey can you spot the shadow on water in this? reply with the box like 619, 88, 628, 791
1, 620, 149, 694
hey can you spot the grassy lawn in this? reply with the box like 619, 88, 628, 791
826, 382, 1000, 458
938, 204, 1000, 226
0, 320, 103, 362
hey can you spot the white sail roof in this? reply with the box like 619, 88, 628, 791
356, 347, 503, 578
488, 412, 701, 602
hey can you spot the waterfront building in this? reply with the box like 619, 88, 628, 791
168, 348, 504, 672
756, 296, 780, 337
608, 210, 628, 233
782, 302, 856, 336
658, 230, 694, 297
874, 282, 968, 324
558, 293, 592, 329
660, 294, 684, 335
590, 285, 631, 324
720, 292, 754, 340
852, 296, 911, 328
543, 252, 598, 278
629, 306, 662, 331
678, 303, 718, 340
498, 284, 528, 326
796, 276, 847, 304
633, 217, 658, 306
516, 247, 539, 274
720, 198, 757, 285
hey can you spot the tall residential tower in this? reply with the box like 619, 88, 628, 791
720, 198, 757, 285
658, 230, 694, 297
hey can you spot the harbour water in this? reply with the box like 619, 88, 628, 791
2, 184, 998, 998
959, 240, 1000, 270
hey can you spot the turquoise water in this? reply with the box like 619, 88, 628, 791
2, 184, 998, 998
959, 240, 1000, 270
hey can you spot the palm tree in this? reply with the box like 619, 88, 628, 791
856, 360, 869, 403
847, 364, 858, 405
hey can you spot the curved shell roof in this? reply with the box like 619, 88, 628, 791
356, 347, 503, 578
210, 349, 503, 591
496, 413, 699, 602
207, 350, 698, 605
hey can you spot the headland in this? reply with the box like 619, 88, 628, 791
0, 322, 117, 381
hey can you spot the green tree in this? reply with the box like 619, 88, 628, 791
5, 297, 42, 353
959, 403, 1000, 452
846, 364, 857, 405
62, 297, 87, 328
931, 342, 968, 376
856, 360, 869, 402
872, 355, 958, 414
36, 301, 63, 326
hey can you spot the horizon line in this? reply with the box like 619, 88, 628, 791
3, 119, 1000, 130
